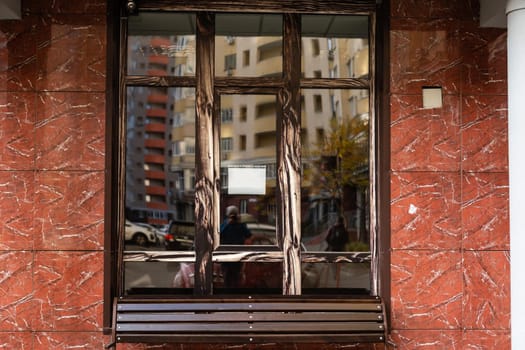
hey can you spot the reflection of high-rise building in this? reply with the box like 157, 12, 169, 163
126, 35, 196, 224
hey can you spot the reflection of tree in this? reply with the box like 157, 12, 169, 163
306, 114, 369, 240
311, 115, 368, 198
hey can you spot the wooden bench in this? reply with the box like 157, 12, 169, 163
108, 296, 387, 346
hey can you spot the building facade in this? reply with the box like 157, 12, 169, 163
0, 0, 511, 349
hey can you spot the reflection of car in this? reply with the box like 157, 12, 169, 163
163, 220, 194, 250
125, 220, 159, 246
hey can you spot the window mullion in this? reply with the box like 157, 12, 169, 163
279, 13, 302, 295
194, 12, 215, 295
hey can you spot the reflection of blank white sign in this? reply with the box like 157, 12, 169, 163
228, 166, 266, 195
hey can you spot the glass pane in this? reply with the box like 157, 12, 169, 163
213, 262, 283, 292
125, 261, 192, 295
301, 88, 370, 289
301, 15, 369, 79
128, 13, 196, 77
219, 95, 277, 245
125, 87, 196, 251
302, 262, 370, 291
215, 14, 283, 78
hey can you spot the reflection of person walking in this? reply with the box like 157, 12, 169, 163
220, 205, 252, 288
325, 216, 349, 252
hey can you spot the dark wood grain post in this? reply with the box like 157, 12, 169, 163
194, 12, 215, 295
280, 13, 302, 295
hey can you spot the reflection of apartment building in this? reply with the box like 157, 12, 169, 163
214, 34, 370, 226
125, 30, 369, 225
126, 35, 195, 224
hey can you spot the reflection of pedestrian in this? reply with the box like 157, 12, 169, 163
220, 205, 252, 288
325, 216, 349, 251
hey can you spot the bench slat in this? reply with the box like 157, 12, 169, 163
118, 311, 383, 322
117, 301, 382, 312
116, 333, 385, 343
117, 321, 384, 333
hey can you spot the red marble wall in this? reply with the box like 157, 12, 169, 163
389, 0, 510, 349
0, 0, 509, 349
0, 0, 107, 348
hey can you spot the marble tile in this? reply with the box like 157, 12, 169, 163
33, 332, 106, 350
462, 330, 510, 350
462, 173, 509, 250
33, 251, 103, 331
35, 92, 105, 170
391, 94, 460, 172
35, 14, 106, 92
25, 0, 106, 14
463, 251, 510, 330
0, 251, 34, 331
391, 172, 461, 250
34, 171, 104, 250
0, 17, 37, 92
390, 18, 461, 95
391, 250, 462, 329
0, 332, 33, 350
0, 92, 35, 169
460, 31, 507, 96
391, 0, 479, 19
0, 171, 35, 250
389, 329, 462, 350
461, 95, 508, 172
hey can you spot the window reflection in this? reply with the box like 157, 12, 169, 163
302, 15, 369, 79
302, 262, 370, 291
220, 95, 277, 244
125, 87, 196, 251
127, 13, 196, 77
301, 89, 370, 254
215, 14, 283, 78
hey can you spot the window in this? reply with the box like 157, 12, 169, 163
221, 108, 233, 123
242, 49, 250, 66
311, 38, 320, 56
314, 94, 323, 112
224, 53, 236, 72
239, 135, 247, 150
221, 137, 233, 152
110, 4, 384, 318
239, 105, 247, 121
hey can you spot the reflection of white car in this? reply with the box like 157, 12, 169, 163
125, 220, 159, 246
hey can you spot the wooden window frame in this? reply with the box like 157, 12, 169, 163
104, 0, 390, 334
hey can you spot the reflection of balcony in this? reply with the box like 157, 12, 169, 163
171, 155, 195, 167
146, 109, 167, 118
254, 115, 275, 133
147, 69, 168, 76
150, 38, 171, 47
149, 55, 169, 65
145, 170, 166, 180
253, 145, 275, 158
145, 123, 166, 133
148, 94, 168, 104
146, 186, 166, 196
256, 55, 282, 76
146, 201, 168, 210
145, 138, 166, 149
144, 154, 166, 164
172, 123, 195, 139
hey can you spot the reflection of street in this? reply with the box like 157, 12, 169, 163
124, 245, 183, 291
125, 260, 181, 291
312, 263, 370, 289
